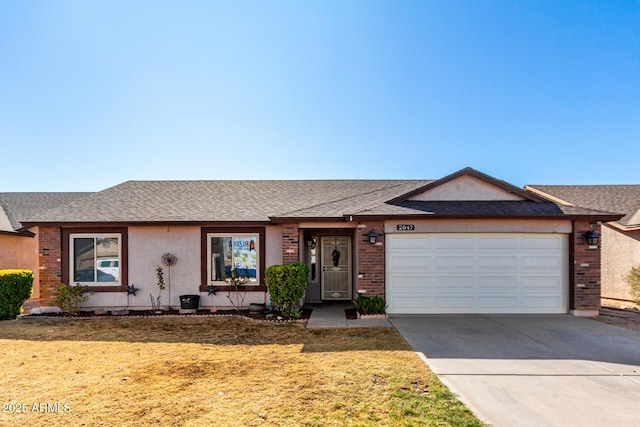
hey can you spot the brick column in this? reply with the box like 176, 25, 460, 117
38, 226, 62, 306
281, 223, 300, 264
571, 220, 602, 316
356, 222, 385, 298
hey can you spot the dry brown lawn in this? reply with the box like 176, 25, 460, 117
0, 316, 483, 426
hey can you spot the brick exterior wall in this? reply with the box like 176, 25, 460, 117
356, 222, 385, 298
281, 223, 300, 264
38, 226, 62, 306
571, 220, 602, 312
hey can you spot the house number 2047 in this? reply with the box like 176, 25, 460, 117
396, 224, 415, 231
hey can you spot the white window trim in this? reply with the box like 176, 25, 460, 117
69, 233, 122, 286
207, 233, 260, 286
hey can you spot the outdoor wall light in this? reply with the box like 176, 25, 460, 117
367, 229, 378, 244
305, 237, 316, 249
584, 230, 600, 246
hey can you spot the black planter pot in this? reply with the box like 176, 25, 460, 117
179, 295, 200, 310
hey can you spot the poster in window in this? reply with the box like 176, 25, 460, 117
233, 237, 257, 279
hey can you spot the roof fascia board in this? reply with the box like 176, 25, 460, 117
269, 216, 347, 223
348, 213, 624, 222
605, 221, 640, 232
21, 220, 273, 228
0, 229, 35, 237
523, 186, 575, 206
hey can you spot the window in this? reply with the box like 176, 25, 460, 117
207, 233, 259, 285
70, 234, 121, 285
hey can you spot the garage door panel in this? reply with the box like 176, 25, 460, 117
391, 297, 432, 310
521, 256, 562, 270
478, 255, 519, 270
521, 297, 564, 309
434, 237, 476, 249
389, 275, 434, 289
389, 255, 431, 269
434, 297, 475, 309
434, 256, 476, 270
476, 276, 519, 289
521, 236, 562, 249
478, 237, 519, 249
521, 276, 563, 289
476, 297, 520, 309
434, 276, 474, 288
386, 233, 568, 314
389, 237, 433, 250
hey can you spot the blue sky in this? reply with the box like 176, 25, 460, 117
1, 0, 638, 191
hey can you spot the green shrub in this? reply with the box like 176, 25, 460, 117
624, 265, 640, 307
0, 270, 34, 319
264, 262, 310, 318
354, 294, 386, 315
55, 283, 91, 315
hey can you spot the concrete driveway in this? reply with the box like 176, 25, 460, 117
390, 315, 640, 427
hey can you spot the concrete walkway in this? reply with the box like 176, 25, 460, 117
391, 314, 640, 427
306, 303, 392, 328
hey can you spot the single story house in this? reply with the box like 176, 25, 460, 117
21, 168, 622, 316
0, 192, 91, 306
526, 184, 640, 304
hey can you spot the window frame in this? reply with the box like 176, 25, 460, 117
62, 227, 128, 292
200, 227, 266, 292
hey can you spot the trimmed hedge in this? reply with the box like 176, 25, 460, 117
0, 270, 34, 319
264, 262, 310, 318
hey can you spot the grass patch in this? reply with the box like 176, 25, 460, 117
0, 316, 483, 426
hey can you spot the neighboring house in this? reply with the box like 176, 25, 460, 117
525, 185, 640, 304
0, 192, 91, 305
21, 168, 621, 316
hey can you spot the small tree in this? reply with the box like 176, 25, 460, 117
55, 283, 91, 315
223, 267, 249, 311
264, 262, 310, 318
624, 264, 640, 307
150, 265, 165, 312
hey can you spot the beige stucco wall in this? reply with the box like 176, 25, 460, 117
82, 225, 282, 310
409, 175, 525, 201
601, 225, 640, 301
0, 231, 39, 299
384, 219, 572, 234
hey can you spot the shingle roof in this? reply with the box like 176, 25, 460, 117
350, 200, 621, 218
0, 192, 92, 232
21, 179, 622, 225
526, 185, 640, 228
22, 180, 432, 223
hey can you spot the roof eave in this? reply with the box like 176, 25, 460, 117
347, 213, 625, 222
606, 221, 640, 232
0, 229, 35, 237
269, 216, 347, 224
21, 220, 273, 228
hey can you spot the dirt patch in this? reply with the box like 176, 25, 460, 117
596, 306, 640, 333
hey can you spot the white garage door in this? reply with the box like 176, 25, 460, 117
386, 233, 568, 314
